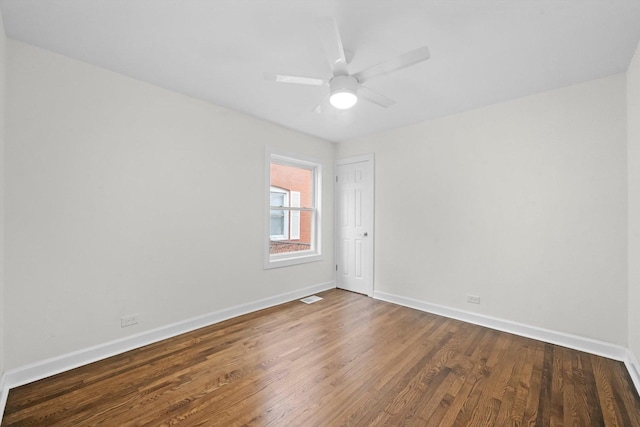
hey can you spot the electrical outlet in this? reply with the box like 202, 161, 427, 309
466, 294, 481, 304
121, 314, 138, 327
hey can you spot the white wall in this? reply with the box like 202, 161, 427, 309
4, 40, 335, 370
629, 41, 640, 360
0, 8, 6, 379
338, 75, 628, 345
1, 29, 635, 377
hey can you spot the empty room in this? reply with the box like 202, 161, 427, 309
1, 0, 640, 425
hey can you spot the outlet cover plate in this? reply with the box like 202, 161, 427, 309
466, 295, 481, 304
121, 315, 138, 327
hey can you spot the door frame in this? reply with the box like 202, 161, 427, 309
334, 153, 375, 297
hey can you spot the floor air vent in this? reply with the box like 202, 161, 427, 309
300, 295, 323, 304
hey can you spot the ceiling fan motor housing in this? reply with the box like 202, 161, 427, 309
330, 75, 359, 96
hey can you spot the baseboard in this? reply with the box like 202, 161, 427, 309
625, 349, 640, 395
3, 281, 335, 391
0, 373, 7, 422
373, 291, 629, 362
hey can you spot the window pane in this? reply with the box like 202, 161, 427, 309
297, 210, 313, 246
270, 210, 285, 236
269, 210, 313, 255
270, 192, 285, 207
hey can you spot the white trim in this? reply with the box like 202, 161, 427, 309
373, 290, 629, 362
0, 374, 8, 422
267, 251, 323, 268
625, 349, 640, 395
289, 191, 301, 240
2, 281, 336, 392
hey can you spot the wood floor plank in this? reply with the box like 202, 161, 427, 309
561, 346, 580, 427
550, 344, 565, 425
3, 289, 640, 426
492, 339, 527, 425
592, 355, 624, 426
507, 340, 536, 424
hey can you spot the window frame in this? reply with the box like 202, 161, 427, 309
265, 148, 323, 269
269, 187, 290, 241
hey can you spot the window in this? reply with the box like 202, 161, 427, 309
265, 150, 322, 268
269, 187, 290, 240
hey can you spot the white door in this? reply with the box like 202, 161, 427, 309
336, 155, 374, 296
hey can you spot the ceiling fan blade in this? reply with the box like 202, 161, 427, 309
312, 103, 324, 114
359, 86, 396, 108
264, 73, 328, 86
353, 46, 430, 83
317, 17, 349, 75
313, 93, 337, 113
263, 73, 329, 86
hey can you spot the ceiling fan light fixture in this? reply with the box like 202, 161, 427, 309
329, 75, 359, 109
330, 90, 358, 109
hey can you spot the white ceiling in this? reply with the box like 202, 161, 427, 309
1, 0, 640, 142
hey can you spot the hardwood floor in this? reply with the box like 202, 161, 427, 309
3, 289, 640, 426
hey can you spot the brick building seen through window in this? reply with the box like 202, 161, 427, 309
270, 163, 313, 255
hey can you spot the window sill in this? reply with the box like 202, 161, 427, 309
264, 252, 324, 269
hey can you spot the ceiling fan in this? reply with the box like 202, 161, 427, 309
264, 17, 431, 111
